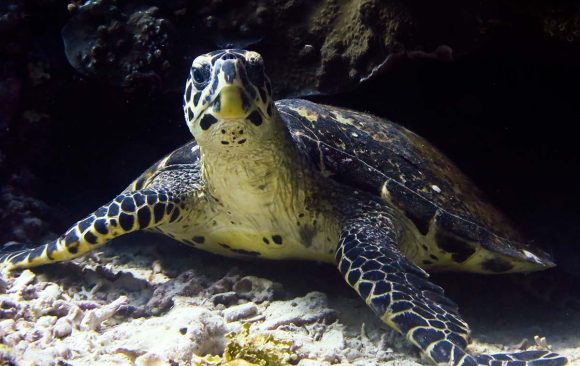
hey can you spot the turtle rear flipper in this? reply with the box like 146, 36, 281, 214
476, 351, 569, 366
0, 189, 182, 270
336, 200, 569, 366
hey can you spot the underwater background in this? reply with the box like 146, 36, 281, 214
0, 0, 578, 365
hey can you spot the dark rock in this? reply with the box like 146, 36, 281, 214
233, 275, 283, 303
146, 269, 205, 314
62, 1, 175, 93
211, 291, 238, 306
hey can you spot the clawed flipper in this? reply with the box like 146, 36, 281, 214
0, 189, 182, 269
336, 201, 569, 366
475, 350, 568, 366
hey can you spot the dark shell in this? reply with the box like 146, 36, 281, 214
277, 99, 553, 268
126, 141, 200, 192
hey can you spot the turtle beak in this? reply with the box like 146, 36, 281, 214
210, 57, 252, 120
213, 85, 247, 119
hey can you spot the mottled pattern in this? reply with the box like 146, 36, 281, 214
0, 190, 182, 269
278, 99, 554, 272
0, 142, 202, 270
337, 197, 567, 366
183, 49, 273, 139
337, 199, 471, 363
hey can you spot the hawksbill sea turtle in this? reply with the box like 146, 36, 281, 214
0, 49, 568, 366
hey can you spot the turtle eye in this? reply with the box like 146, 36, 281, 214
192, 64, 211, 86
245, 59, 264, 86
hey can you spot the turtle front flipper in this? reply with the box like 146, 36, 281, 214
0, 189, 183, 270
336, 201, 569, 366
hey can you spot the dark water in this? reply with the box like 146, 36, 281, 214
1, 1, 578, 278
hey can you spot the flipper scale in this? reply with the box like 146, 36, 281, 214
0, 190, 180, 270
336, 200, 569, 366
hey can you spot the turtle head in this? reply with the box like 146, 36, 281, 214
183, 49, 275, 150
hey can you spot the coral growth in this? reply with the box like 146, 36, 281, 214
63, 1, 174, 92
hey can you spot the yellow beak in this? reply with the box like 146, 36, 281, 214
214, 86, 245, 119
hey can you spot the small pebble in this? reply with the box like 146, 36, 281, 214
0, 319, 15, 338
0, 308, 16, 318
135, 352, 165, 366
225, 321, 244, 334
80, 295, 127, 331
77, 300, 99, 311
21, 284, 38, 300
25, 328, 43, 342
233, 276, 280, 303
66, 304, 85, 327
222, 302, 258, 322
10, 270, 35, 293
0, 298, 17, 309
39, 283, 62, 300
2, 331, 23, 346
152, 260, 163, 274
37, 315, 57, 328
53, 343, 72, 358
15, 319, 33, 333
51, 300, 72, 317
53, 317, 73, 338
211, 291, 238, 306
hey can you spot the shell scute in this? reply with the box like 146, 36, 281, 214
278, 98, 553, 272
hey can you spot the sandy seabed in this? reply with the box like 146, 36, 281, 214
0, 233, 578, 366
